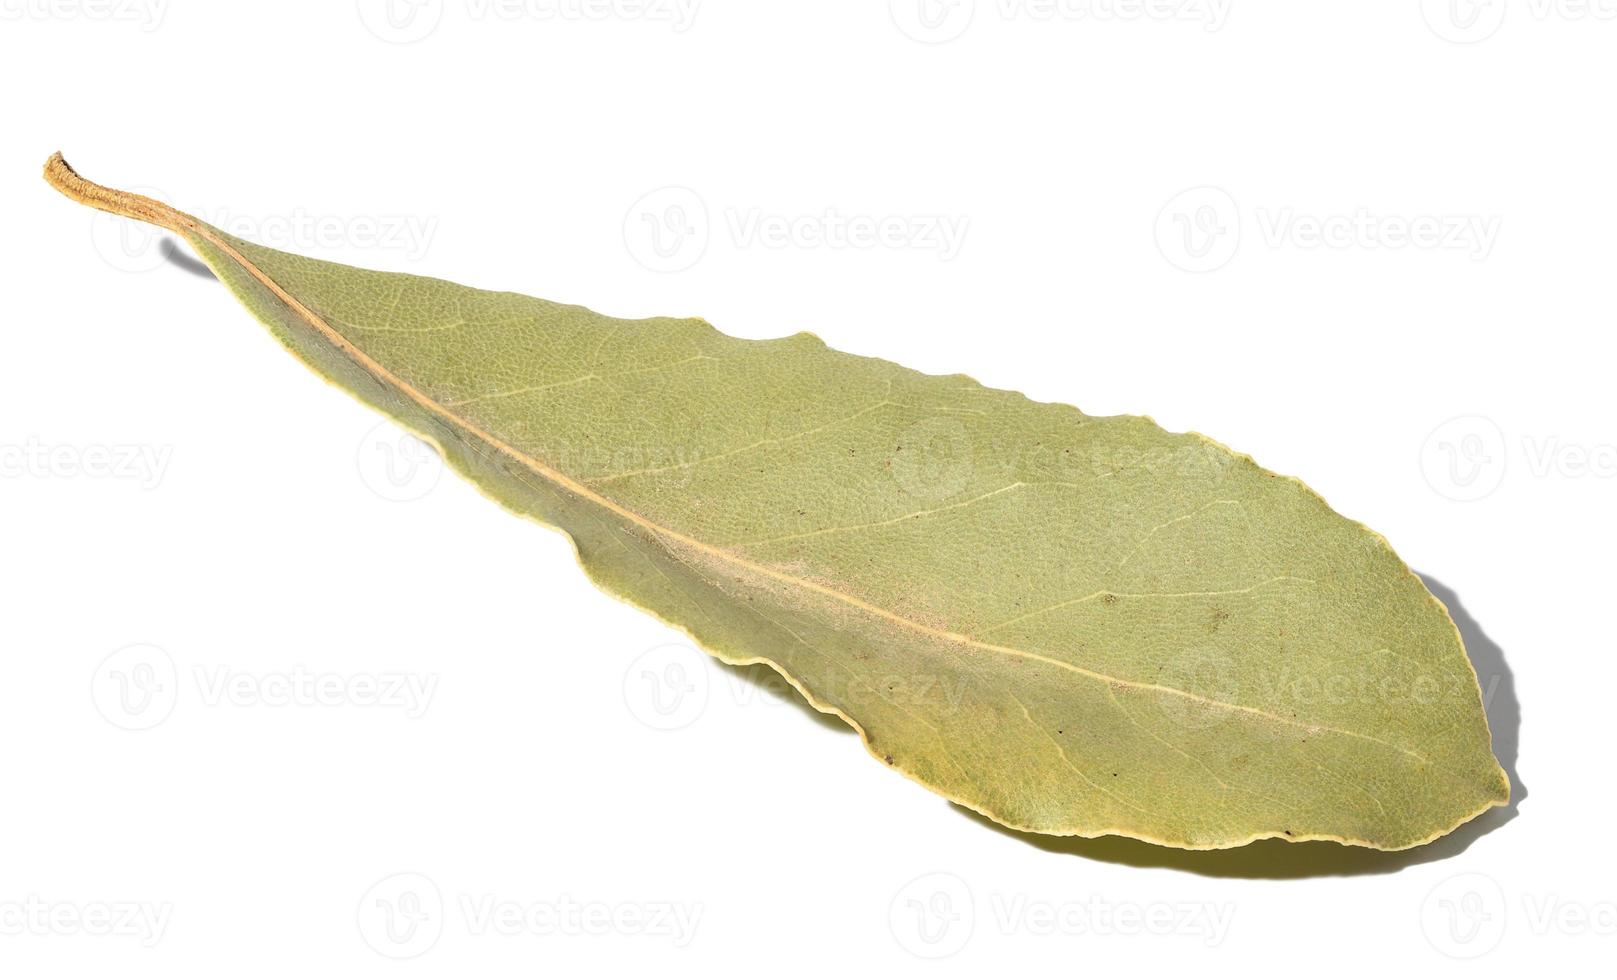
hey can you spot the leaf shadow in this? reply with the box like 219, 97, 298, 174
948, 572, 1523, 878
160, 237, 216, 279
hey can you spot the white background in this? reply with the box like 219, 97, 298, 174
1, 1, 1612, 976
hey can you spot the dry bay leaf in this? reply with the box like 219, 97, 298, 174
44, 154, 1507, 850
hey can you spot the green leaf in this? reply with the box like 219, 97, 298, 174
45, 154, 1507, 850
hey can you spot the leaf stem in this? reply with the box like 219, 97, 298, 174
42, 152, 196, 234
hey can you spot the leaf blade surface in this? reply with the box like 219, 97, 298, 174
45, 155, 1508, 849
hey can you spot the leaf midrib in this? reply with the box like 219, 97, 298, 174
64, 165, 1427, 770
